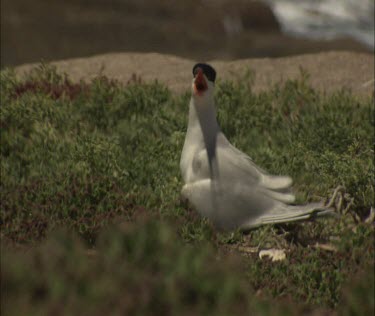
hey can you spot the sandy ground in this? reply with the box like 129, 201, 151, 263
14, 51, 374, 97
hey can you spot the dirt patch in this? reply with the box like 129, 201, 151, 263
14, 51, 374, 97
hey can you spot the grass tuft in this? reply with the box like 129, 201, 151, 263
1, 64, 373, 314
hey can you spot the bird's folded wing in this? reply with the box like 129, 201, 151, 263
224, 141, 293, 190
192, 140, 293, 192
183, 179, 333, 231
182, 179, 277, 230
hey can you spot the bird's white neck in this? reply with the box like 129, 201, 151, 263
187, 95, 219, 149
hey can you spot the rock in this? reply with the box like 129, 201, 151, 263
259, 249, 286, 262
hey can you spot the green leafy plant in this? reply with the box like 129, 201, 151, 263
1, 65, 373, 314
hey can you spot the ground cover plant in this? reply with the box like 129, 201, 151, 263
1, 64, 374, 315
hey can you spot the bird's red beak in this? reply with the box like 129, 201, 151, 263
194, 68, 208, 95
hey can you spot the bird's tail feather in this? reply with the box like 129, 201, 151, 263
262, 189, 296, 204
260, 174, 293, 190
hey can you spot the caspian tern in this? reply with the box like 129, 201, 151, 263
180, 63, 333, 230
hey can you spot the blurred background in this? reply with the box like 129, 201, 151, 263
1, 0, 374, 68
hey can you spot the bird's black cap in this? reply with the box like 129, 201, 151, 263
192, 63, 216, 83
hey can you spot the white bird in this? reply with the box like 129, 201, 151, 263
180, 63, 333, 231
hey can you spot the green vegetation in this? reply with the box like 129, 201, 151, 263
1, 65, 374, 315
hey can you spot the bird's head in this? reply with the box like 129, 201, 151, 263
191, 63, 216, 100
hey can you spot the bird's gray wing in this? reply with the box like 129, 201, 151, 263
217, 133, 293, 190
192, 136, 295, 204
182, 178, 333, 231
182, 178, 276, 230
